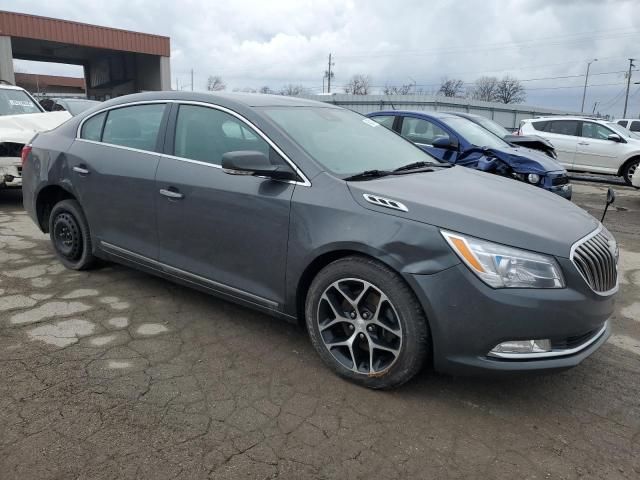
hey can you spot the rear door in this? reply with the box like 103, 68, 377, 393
69, 102, 168, 257
154, 103, 296, 308
575, 121, 623, 173
531, 120, 579, 168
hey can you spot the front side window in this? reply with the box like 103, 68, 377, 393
440, 117, 508, 149
401, 117, 449, 145
174, 105, 269, 165
581, 122, 614, 140
617, 120, 628, 128
102, 104, 165, 151
370, 115, 395, 130
81, 112, 106, 141
0, 89, 43, 116
630, 121, 640, 132
546, 120, 579, 136
261, 107, 439, 176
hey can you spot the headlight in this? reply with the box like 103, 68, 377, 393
527, 174, 541, 184
441, 230, 565, 288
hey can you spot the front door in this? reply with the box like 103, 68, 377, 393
398, 116, 458, 163
575, 121, 623, 173
69, 103, 168, 257
155, 103, 295, 308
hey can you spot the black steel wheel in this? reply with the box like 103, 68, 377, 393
305, 256, 429, 389
48, 199, 97, 270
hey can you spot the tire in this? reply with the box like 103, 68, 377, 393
621, 158, 639, 186
305, 256, 429, 389
48, 199, 97, 270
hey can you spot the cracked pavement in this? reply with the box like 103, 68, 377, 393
1, 182, 639, 479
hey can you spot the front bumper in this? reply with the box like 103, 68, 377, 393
546, 182, 572, 200
0, 157, 22, 188
406, 258, 614, 376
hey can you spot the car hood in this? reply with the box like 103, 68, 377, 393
457, 145, 564, 174
0, 111, 71, 144
348, 166, 598, 258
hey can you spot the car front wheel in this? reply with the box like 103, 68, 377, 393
305, 256, 429, 389
48, 199, 97, 270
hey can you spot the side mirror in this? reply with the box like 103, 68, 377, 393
221, 151, 296, 181
607, 187, 616, 206
432, 136, 458, 150
607, 133, 622, 142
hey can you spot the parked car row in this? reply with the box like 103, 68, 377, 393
21, 91, 619, 389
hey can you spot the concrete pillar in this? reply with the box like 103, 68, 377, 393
160, 56, 171, 91
0, 36, 15, 85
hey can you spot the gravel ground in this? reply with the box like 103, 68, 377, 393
1, 182, 639, 480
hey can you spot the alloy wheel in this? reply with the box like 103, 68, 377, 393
316, 278, 403, 374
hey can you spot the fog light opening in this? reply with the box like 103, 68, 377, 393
489, 339, 552, 356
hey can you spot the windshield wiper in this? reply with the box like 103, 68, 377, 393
343, 169, 392, 181
392, 161, 433, 172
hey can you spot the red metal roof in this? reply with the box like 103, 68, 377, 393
15, 73, 86, 90
0, 10, 170, 56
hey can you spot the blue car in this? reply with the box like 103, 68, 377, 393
367, 111, 571, 199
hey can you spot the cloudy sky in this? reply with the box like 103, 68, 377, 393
4, 0, 640, 117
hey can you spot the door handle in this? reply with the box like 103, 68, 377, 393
73, 165, 90, 175
159, 188, 184, 199
578, 142, 590, 146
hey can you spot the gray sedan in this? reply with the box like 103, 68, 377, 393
21, 92, 617, 388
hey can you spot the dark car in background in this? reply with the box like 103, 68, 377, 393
368, 110, 571, 199
22, 92, 615, 388
39, 98, 101, 116
450, 111, 557, 159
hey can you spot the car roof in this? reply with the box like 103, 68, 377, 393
98, 91, 340, 111
525, 116, 603, 122
371, 110, 458, 119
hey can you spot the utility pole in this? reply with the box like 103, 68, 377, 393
581, 59, 597, 113
623, 58, 635, 118
326, 53, 334, 93
191, 69, 194, 91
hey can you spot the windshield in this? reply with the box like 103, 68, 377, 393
473, 116, 510, 138
261, 107, 440, 175
441, 117, 509, 149
607, 122, 640, 139
0, 89, 43, 116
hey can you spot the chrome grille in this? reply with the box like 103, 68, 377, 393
571, 229, 617, 293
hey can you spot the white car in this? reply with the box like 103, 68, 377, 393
616, 118, 640, 134
0, 84, 71, 189
519, 116, 640, 185
633, 164, 640, 188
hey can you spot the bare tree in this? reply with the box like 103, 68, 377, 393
259, 86, 273, 94
470, 76, 499, 102
344, 74, 372, 95
438, 78, 465, 97
494, 76, 526, 104
383, 83, 413, 95
279, 84, 307, 96
206, 75, 226, 91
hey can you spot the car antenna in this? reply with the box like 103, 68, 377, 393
601, 187, 616, 223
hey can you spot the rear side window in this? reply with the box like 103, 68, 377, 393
546, 120, 578, 136
617, 120, 628, 128
531, 121, 548, 131
81, 112, 106, 141
174, 105, 269, 165
102, 104, 165, 151
370, 115, 395, 130
630, 121, 640, 132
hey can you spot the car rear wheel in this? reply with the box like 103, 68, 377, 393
622, 158, 639, 186
49, 199, 97, 270
305, 256, 429, 389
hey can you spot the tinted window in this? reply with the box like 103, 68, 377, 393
581, 122, 614, 140
401, 117, 449, 145
102, 104, 165, 151
174, 105, 269, 165
630, 121, 640, 132
547, 120, 578, 136
80, 112, 106, 141
531, 121, 548, 131
617, 120, 628, 128
370, 115, 395, 130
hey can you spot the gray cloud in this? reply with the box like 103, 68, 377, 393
5, 0, 640, 116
